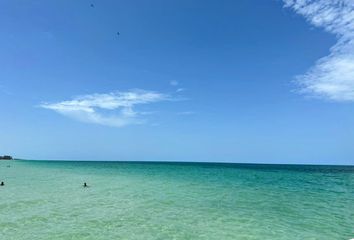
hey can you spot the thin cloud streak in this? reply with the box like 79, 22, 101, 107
283, 0, 354, 101
40, 89, 169, 127
176, 111, 195, 115
176, 88, 185, 93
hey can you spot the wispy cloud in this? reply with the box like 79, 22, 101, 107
40, 89, 169, 127
176, 88, 185, 93
170, 80, 179, 86
176, 111, 195, 115
283, 0, 354, 101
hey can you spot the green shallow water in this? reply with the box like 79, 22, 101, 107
0, 161, 353, 240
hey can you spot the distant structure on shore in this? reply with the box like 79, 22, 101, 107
0, 155, 13, 160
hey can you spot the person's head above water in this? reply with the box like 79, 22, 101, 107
83, 182, 87, 187
1, 181, 4, 186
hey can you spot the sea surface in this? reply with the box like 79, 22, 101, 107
0, 160, 353, 240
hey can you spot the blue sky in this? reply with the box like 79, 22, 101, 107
0, 0, 353, 164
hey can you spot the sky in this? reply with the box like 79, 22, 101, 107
0, 0, 353, 164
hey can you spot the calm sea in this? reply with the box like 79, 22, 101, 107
0, 160, 353, 239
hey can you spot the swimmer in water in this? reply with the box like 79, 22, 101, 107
0, 182, 4, 186
83, 182, 88, 187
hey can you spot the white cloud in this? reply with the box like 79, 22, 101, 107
283, 0, 354, 101
40, 89, 169, 127
176, 88, 185, 93
170, 80, 179, 86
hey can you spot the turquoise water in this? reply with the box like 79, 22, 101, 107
0, 161, 353, 240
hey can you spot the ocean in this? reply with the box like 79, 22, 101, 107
0, 160, 353, 239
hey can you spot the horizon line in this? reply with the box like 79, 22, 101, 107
13, 159, 354, 167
